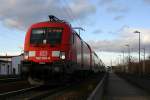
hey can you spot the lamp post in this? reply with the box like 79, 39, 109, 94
118, 55, 121, 65
134, 31, 141, 63
125, 44, 130, 63
125, 44, 130, 73
122, 50, 125, 72
123, 51, 125, 65
142, 48, 145, 75
134, 30, 141, 75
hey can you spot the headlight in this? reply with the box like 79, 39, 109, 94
60, 52, 65, 60
29, 51, 35, 57
52, 51, 60, 57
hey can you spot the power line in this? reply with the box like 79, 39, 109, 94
58, 0, 74, 23
61, 0, 81, 27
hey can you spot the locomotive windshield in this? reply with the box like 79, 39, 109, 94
30, 28, 63, 45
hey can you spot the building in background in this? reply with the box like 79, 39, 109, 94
0, 60, 11, 75
0, 56, 13, 75
12, 55, 23, 75
0, 55, 23, 75
0, 55, 13, 61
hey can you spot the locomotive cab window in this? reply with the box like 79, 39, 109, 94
47, 28, 63, 45
30, 29, 45, 44
30, 28, 63, 45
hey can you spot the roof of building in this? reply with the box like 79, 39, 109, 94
0, 60, 11, 63
0, 53, 23, 58
0, 56, 16, 58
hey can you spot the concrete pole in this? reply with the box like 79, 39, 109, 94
134, 31, 141, 75
122, 51, 125, 73
125, 44, 130, 73
142, 48, 145, 75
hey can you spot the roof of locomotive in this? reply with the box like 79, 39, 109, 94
29, 20, 85, 42
27, 16, 90, 49
30, 21, 72, 29
30, 15, 71, 28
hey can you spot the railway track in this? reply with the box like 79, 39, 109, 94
0, 77, 22, 84
43, 73, 105, 100
0, 85, 42, 99
0, 80, 31, 94
0, 73, 106, 100
0, 84, 70, 100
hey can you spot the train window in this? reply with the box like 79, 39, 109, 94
30, 28, 63, 45
32, 29, 45, 34
46, 28, 63, 45
30, 28, 45, 44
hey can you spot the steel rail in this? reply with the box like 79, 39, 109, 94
0, 85, 41, 99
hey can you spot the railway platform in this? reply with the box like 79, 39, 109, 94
104, 72, 150, 100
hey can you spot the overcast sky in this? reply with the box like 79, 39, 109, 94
0, 0, 150, 65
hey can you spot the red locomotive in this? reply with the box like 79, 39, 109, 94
21, 15, 105, 85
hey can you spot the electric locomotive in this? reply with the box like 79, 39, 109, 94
21, 15, 104, 85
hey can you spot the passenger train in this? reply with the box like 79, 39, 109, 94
21, 15, 105, 85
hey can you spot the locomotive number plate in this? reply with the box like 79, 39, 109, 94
36, 57, 50, 60
40, 51, 47, 57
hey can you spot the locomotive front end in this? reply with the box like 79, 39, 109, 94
21, 20, 72, 84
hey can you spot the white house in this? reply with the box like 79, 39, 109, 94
0, 55, 23, 75
0, 56, 12, 61
0, 60, 11, 75
12, 55, 23, 75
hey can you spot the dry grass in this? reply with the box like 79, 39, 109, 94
114, 60, 150, 75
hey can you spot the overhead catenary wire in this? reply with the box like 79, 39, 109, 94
58, 0, 74, 22
64, 0, 83, 26
60, 0, 81, 27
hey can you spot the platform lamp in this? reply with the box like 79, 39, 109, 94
134, 30, 141, 75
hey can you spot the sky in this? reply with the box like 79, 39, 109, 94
0, 0, 150, 65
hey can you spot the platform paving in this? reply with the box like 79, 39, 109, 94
105, 73, 150, 100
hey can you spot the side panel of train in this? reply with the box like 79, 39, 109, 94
91, 52, 105, 73
69, 32, 91, 71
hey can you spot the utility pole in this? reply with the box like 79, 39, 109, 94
122, 51, 125, 65
110, 59, 112, 73
125, 44, 130, 73
118, 55, 121, 71
142, 48, 145, 75
122, 51, 125, 73
134, 30, 141, 75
